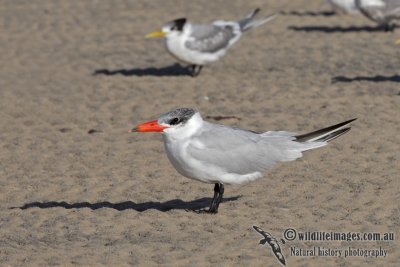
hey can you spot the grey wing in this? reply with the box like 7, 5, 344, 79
185, 23, 237, 53
187, 122, 309, 175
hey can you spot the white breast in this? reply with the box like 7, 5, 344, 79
163, 137, 217, 183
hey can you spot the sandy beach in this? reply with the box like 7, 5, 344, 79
0, 0, 398, 266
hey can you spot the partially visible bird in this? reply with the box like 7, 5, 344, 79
327, 0, 360, 14
145, 9, 276, 77
356, 0, 400, 30
129, 107, 356, 214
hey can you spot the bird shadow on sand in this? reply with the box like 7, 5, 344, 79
280, 10, 335, 17
11, 196, 241, 212
332, 75, 400, 83
288, 25, 390, 33
93, 63, 192, 77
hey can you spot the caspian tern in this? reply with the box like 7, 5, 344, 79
130, 108, 356, 213
145, 9, 276, 77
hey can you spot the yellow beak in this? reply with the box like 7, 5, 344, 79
145, 30, 167, 38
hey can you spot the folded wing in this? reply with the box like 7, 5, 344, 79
185, 23, 238, 53
187, 123, 323, 175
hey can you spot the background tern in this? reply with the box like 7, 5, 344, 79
145, 9, 276, 77
130, 108, 356, 213
356, 0, 400, 30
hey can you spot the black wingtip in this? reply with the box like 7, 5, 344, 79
295, 118, 357, 143
341, 118, 357, 125
323, 118, 357, 130
316, 127, 351, 142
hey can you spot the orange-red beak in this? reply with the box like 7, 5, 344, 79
129, 120, 168, 133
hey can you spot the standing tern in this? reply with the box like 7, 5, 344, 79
355, 0, 400, 30
145, 9, 276, 77
129, 108, 356, 213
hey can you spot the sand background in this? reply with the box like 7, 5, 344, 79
0, 0, 398, 266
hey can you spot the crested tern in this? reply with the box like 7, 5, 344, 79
145, 9, 276, 76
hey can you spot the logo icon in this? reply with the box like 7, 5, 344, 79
253, 225, 287, 266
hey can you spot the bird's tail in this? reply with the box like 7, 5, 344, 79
295, 118, 357, 143
239, 8, 277, 32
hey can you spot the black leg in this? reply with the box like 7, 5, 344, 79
208, 183, 224, 213
192, 183, 224, 214
214, 184, 224, 211
208, 183, 219, 211
190, 65, 203, 77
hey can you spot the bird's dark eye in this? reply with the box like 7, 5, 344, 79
169, 117, 180, 125
171, 26, 177, 31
